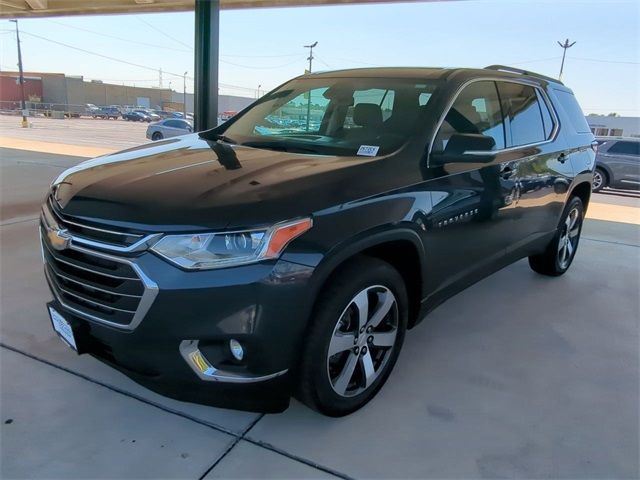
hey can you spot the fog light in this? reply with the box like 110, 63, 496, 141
229, 339, 244, 361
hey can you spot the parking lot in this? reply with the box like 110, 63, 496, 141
1, 115, 639, 478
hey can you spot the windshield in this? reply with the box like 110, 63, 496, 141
212, 76, 440, 156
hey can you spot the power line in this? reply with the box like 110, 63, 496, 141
137, 17, 192, 50
19, 30, 192, 79
572, 57, 640, 65
220, 52, 301, 58
45, 19, 192, 53
511, 56, 562, 65
19, 31, 264, 93
220, 57, 304, 69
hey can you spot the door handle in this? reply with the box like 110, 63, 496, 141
558, 153, 567, 164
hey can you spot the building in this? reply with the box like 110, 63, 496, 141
586, 115, 640, 137
0, 71, 253, 115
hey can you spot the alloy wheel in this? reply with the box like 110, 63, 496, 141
592, 171, 603, 191
558, 206, 581, 269
327, 285, 398, 398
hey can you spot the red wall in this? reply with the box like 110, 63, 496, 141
0, 75, 43, 103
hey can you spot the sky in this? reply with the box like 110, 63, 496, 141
1, 0, 639, 115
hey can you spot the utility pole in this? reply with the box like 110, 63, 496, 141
304, 41, 317, 74
557, 38, 576, 81
183, 71, 187, 116
303, 41, 317, 131
257, 84, 261, 99
159, 68, 163, 88
10, 19, 27, 128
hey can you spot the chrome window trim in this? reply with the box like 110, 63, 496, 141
179, 340, 288, 384
427, 77, 561, 165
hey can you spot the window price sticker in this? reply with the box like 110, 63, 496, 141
357, 145, 380, 157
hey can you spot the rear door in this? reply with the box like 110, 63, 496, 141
602, 141, 640, 187
496, 81, 571, 248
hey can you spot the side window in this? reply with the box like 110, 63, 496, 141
535, 89, 555, 139
553, 89, 591, 133
497, 82, 546, 146
608, 141, 640, 156
433, 81, 505, 152
164, 120, 180, 128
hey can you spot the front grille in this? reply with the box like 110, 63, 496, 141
42, 234, 145, 327
47, 195, 144, 248
40, 197, 158, 329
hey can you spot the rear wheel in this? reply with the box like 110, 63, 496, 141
592, 167, 608, 192
151, 132, 163, 141
529, 196, 584, 276
297, 257, 408, 416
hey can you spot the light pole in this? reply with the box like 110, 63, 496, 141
557, 38, 576, 81
303, 41, 317, 131
183, 71, 187, 116
10, 19, 27, 128
257, 84, 261, 99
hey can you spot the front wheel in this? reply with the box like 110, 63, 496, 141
151, 132, 163, 141
297, 257, 408, 416
529, 196, 584, 276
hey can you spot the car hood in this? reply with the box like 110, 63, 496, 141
51, 134, 394, 231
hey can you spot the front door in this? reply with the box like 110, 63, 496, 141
421, 80, 515, 298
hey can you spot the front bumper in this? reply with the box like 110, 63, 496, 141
43, 234, 316, 413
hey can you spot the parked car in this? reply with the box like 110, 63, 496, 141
91, 106, 120, 120
139, 110, 161, 122
122, 111, 149, 122
146, 118, 193, 140
41, 66, 595, 416
152, 110, 175, 119
172, 111, 194, 121
592, 137, 640, 192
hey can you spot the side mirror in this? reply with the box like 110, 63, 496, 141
431, 133, 496, 165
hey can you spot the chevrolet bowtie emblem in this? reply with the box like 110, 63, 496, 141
47, 227, 71, 251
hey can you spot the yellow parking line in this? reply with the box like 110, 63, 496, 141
0, 137, 115, 158
587, 202, 640, 225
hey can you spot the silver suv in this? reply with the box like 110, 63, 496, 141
593, 137, 640, 192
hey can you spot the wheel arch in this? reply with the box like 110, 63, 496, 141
309, 228, 426, 329
595, 162, 613, 184
569, 181, 592, 212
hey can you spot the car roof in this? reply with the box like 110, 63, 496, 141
302, 66, 563, 86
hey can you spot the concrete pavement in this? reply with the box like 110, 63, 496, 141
1, 147, 638, 479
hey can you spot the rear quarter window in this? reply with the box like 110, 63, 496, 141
553, 89, 591, 134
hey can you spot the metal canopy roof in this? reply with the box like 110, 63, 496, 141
0, 0, 443, 18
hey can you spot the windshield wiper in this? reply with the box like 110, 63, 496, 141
242, 140, 320, 154
207, 133, 236, 144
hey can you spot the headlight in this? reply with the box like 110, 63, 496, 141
151, 217, 313, 270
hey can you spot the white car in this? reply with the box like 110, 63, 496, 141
146, 119, 193, 141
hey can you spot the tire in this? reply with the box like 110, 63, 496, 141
529, 196, 584, 276
151, 132, 163, 141
592, 167, 608, 193
297, 257, 408, 416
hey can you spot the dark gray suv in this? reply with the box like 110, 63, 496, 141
593, 137, 640, 192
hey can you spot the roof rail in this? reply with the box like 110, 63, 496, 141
484, 65, 563, 85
